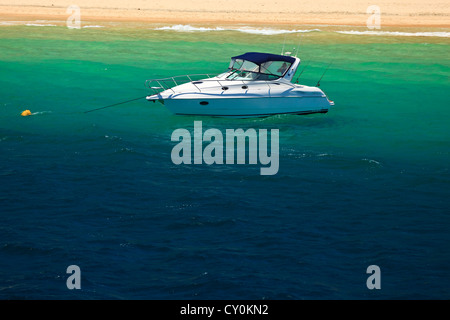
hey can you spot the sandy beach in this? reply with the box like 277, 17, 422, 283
0, 0, 449, 28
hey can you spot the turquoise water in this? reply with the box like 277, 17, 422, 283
0, 23, 449, 299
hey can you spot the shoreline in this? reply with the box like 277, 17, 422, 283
1, 4, 450, 29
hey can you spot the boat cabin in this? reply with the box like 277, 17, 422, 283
226, 52, 298, 81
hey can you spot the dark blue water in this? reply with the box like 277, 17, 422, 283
0, 25, 449, 299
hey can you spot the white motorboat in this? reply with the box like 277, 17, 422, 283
146, 52, 334, 118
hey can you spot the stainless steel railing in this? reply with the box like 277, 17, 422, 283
145, 73, 297, 95
145, 74, 217, 95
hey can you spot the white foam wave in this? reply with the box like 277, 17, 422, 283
82, 25, 104, 28
17, 22, 103, 28
154, 24, 320, 35
31, 111, 52, 116
235, 27, 321, 35
155, 25, 225, 32
336, 30, 450, 38
362, 158, 381, 165
25, 23, 57, 27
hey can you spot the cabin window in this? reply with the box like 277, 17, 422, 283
227, 58, 292, 80
260, 61, 292, 77
229, 59, 259, 73
240, 60, 259, 73
229, 59, 244, 70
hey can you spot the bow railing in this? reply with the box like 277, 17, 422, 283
145, 74, 217, 95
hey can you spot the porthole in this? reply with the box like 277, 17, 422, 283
242, 85, 248, 89
200, 101, 209, 105
222, 86, 229, 90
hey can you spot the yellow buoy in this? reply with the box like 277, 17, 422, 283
21, 110, 32, 117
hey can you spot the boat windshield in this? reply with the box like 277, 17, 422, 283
226, 58, 291, 81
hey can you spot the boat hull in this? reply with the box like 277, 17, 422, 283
151, 96, 332, 118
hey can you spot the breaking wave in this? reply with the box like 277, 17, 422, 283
155, 25, 225, 32
81, 25, 105, 28
1, 21, 104, 28
155, 25, 449, 38
154, 24, 320, 35
235, 27, 321, 35
25, 23, 57, 27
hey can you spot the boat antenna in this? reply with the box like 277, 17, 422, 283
295, 60, 309, 83
316, 61, 333, 87
294, 35, 302, 57
281, 35, 286, 55
84, 95, 148, 113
